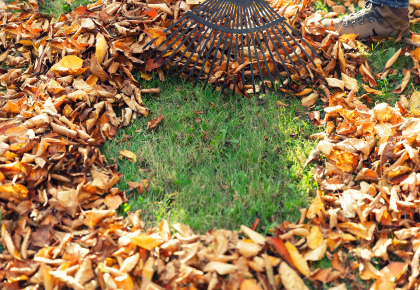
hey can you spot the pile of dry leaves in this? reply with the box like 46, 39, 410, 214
4, 0, 420, 289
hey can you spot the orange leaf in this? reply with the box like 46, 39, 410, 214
144, 28, 167, 47
131, 235, 162, 250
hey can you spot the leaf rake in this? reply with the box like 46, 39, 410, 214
146, 0, 319, 94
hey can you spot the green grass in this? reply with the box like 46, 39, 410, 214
40, 0, 92, 18
101, 74, 320, 233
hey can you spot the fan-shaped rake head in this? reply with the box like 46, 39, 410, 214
146, 0, 319, 95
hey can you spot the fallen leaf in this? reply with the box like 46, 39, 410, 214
120, 150, 137, 162
385, 48, 402, 69
285, 241, 310, 276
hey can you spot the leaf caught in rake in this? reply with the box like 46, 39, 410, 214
146, 0, 319, 94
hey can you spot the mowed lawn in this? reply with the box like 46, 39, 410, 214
102, 76, 320, 233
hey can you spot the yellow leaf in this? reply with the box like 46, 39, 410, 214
361, 84, 382, 95
306, 194, 324, 219
120, 150, 137, 162
96, 33, 108, 64
50, 55, 83, 71
385, 48, 402, 69
131, 235, 162, 250
307, 225, 323, 249
303, 240, 327, 261
285, 241, 310, 276
50, 55, 86, 76
410, 88, 420, 109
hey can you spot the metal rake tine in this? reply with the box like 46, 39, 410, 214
274, 23, 311, 76
247, 2, 277, 89
239, 1, 256, 94
265, 27, 292, 79
258, 0, 318, 69
150, 0, 222, 60
212, 1, 237, 92
281, 21, 321, 63
244, 3, 266, 94
253, 2, 308, 77
172, 25, 209, 76
146, 0, 216, 55
238, 3, 247, 94
231, 1, 242, 96
269, 24, 303, 78
217, 2, 236, 66
179, 26, 214, 79
249, 3, 292, 80
147, 19, 192, 58
184, 0, 232, 82
192, 29, 221, 87
192, 0, 236, 88
183, 0, 233, 82
203, 2, 236, 90
220, 0, 240, 94
155, 23, 201, 65
252, 2, 300, 79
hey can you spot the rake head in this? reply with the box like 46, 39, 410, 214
146, 0, 319, 95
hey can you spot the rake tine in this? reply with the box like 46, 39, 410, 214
220, 0, 240, 94
184, 0, 233, 82
231, 1, 242, 96
185, 0, 232, 82
148, 0, 319, 94
155, 23, 201, 65
149, 0, 223, 60
146, 0, 218, 55
253, 4, 309, 77
247, 2, 277, 89
269, 24, 303, 78
203, 2, 236, 90
276, 22, 317, 70
250, 3, 294, 80
192, 30, 221, 87
180, 26, 214, 79
244, 3, 266, 94
192, 0, 235, 87
172, 26, 208, 75
274, 23, 312, 76
146, 19, 190, 56
212, 2, 237, 92
256, 1, 316, 73
281, 21, 321, 63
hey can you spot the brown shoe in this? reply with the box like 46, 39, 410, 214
321, 1, 409, 40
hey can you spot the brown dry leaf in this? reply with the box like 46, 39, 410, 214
342, 73, 359, 92
277, 100, 288, 107
279, 262, 309, 290
326, 78, 345, 90
303, 240, 327, 261
147, 114, 165, 130
295, 88, 313, 96
332, 5, 346, 14
302, 93, 319, 107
